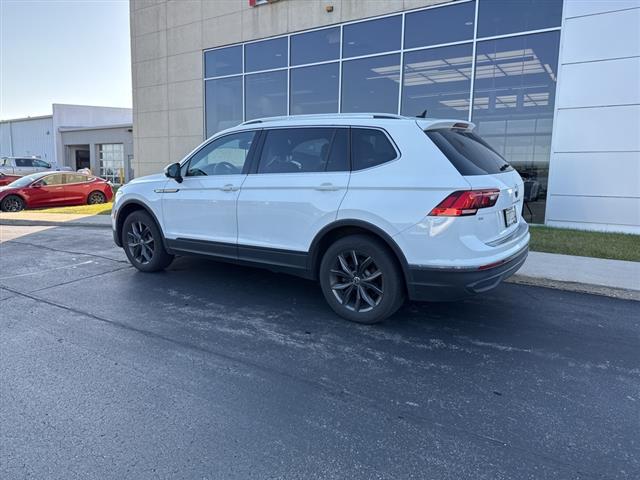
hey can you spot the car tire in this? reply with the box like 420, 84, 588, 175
319, 234, 405, 324
122, 210, 174, 272
87, 191, 107, 205
1, 195, 25, 212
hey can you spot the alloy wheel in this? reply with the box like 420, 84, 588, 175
88, 192, 106, 204
329, 250, 383, 313
126, 220, 155, 265
2, 197, 23, 212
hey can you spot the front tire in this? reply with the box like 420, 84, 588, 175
122, 210, 174, 272
319, 235, 405, 324
1, 195, 25, 212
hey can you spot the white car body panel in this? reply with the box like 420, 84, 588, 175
237, 170, 349, 251
114, 113, 529, 303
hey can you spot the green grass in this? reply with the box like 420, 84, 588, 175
529, 225, 639, 262
37, 202, 113, 215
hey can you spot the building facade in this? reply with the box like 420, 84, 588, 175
0, 104, 134, 184
129, 0, 640, 233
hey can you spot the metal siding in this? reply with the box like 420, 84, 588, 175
0, 117, 55, 163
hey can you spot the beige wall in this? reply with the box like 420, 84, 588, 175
130, 0, 451, 176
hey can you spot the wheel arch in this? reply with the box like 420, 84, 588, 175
308, 220, 410, 287
115, 200, 167, 250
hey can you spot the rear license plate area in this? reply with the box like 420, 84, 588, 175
503, 205, 517, 227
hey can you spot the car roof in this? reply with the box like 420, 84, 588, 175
213, 113, 475, 136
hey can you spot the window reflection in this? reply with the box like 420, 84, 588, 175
290, 63, 339, 114
472, 32, 560, 223
342, 15, 402, 58
404, 1, 475, 49
478, 0, 563, 38
401, 43, 473, 118
342, 54, 400, 113
245, 70, 287, 120
205, 76, 243, 137
291, 27, 340, 65
245, 37, 288, 72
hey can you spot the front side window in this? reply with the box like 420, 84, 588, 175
40, 174, 64, 186
184, 131, 256, 177
351, 128, 397, 171
32, 159, 50, 168
257, 128, 348, 174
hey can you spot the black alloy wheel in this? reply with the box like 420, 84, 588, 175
319, 235, 404, 324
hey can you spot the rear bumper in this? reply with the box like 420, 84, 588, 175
406, 244, 528, 302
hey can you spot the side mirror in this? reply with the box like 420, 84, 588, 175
164, 162, 183, 183
32, 181, 43, 188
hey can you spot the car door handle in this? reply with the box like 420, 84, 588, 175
315, 182, 339, 191
221, 184, 239, 192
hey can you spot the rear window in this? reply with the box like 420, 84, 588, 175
426, 128, 513, 175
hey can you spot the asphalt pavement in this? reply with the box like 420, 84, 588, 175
0, 225, 638, 479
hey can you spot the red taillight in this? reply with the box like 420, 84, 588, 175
429, 189, 500, 216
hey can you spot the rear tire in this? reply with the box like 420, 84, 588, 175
87, 191, 106, 205
319, 235, 405, 324
1, 195, 25, 212
122, 210, 174, 272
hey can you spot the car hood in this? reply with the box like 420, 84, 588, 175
127, 173, 166, 185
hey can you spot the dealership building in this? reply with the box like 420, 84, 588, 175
129, 0, 640, 233
0, 104, 134, 184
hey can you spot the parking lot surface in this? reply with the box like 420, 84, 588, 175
1, 225, 638, 479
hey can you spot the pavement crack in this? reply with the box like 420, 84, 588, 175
4, 238, 128, 264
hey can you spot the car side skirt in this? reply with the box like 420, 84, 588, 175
165, 238, 313, 279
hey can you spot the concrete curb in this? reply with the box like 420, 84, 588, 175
0, 219, 111, 229
507, 275, 640, 302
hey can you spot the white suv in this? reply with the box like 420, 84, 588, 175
113, 114, 529, 323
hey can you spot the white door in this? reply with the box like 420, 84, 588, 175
161, 130, 257, 252
237, 127, 350, 256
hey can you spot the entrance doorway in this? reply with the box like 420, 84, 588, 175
75, 149, 90, 170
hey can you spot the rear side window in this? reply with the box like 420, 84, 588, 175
15, 158, 33, 167
258, 128, 348, 174
426, 128, 513, 175
65, 174, 89, 183
351, 128, 397, 171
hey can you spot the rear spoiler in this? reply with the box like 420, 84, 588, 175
416, 120, 476, 132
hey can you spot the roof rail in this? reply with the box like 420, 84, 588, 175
240, 113, 406, 125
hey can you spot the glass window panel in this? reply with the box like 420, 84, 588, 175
472, 31, 560, 223
204, 46, 242, 78
258, 128, 338, 174
205, 76, 243, 137
185, 131, 256, 176
291, 27, 340, 65
351, 128, 397, 171
245, 37, 288, 72
245, 70, 287, 120
341, 54, 400, 113
290, 63, 339, 115
401, 43, 473, 119
404, 1, 475, 49
478, 0, 563, 38
342, 16, 401, 58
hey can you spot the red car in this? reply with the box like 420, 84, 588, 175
0, 173, 21, 186
0, 171, 113, 212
